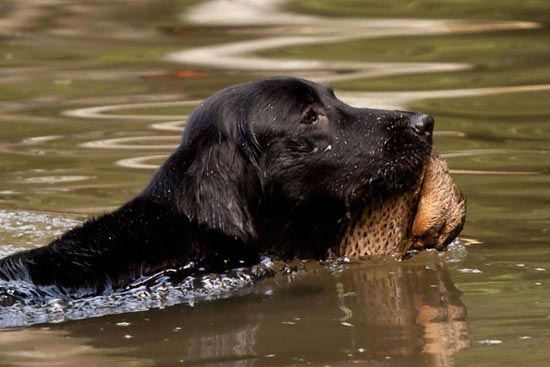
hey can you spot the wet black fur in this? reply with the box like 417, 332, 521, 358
0, 77, 431, 296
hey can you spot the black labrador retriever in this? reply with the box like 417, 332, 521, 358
0, 77, 436, 296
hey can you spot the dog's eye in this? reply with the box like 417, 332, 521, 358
302, 109, 320, 125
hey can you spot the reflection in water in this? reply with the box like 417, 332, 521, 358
0, 259, 469, 367
0, 329, 142, 367
80, 135, 180, 150
336, 84, 550, 110
336, 261, 469, 366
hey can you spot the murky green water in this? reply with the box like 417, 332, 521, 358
1, 0, 550, 365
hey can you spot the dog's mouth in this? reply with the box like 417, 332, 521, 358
336, 150, 466, 259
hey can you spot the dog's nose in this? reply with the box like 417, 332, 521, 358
410, 113, 434, 140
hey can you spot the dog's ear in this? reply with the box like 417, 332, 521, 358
174, 100, 262, 242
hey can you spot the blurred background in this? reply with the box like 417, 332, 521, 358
1, 0, 550, 366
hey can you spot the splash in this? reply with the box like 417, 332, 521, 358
0, 211, 273, 328
0, 210, 80, 255
0, 258, 277, 328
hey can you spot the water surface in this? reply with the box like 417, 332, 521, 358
1, 0, 550, 366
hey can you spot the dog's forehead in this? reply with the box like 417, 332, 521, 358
213, 78, 335, 111
257, 77, 319, 95
253, 77, 329, 99
262, 79, 343, 112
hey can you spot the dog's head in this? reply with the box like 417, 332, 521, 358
146, 77, 464, 259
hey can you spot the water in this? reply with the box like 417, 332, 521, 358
1, 0, 550, 365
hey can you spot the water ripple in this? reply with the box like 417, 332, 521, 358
54, 0, 548, 178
